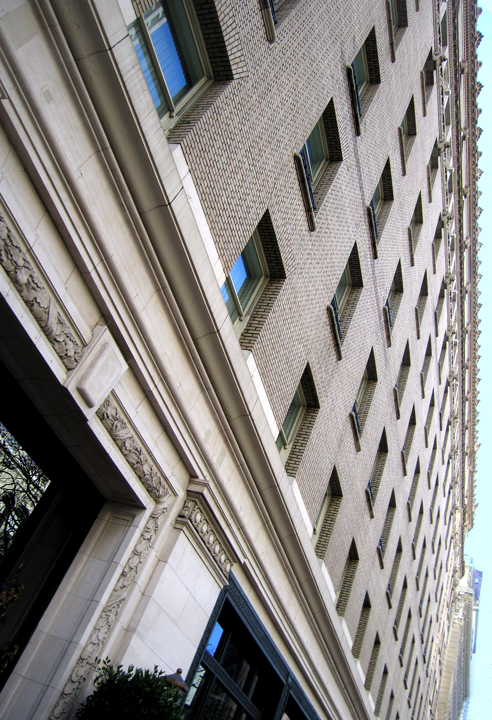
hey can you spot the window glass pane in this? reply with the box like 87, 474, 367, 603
221, 279, 239, 323
335, 267, 350, 311
372, 181, 383, 213
389, 0, 398, 26
200, 678, 239, 720
183, 664, 209, 718
220, 637, 252, 692
144, 0, 205, 105
401, 113, 409, 137
281, 390, 302, 443
230, 237, 263, 311
0, 422, 51, 560
305, 124, 325, 180
207, 622, 224, 656
353, 47, 368, 91
356, 371, 368, 409
129, 21, 169, 116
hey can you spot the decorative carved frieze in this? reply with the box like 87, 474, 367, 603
177, 498, 233, 578
96, 395, 170, 502
0, 213, 83, 369
49, 505, 169, 720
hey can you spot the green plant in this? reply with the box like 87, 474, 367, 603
76, 659, 184, 720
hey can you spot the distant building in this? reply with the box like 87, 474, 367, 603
0, 1, 481, 719
436, 559, 481, 720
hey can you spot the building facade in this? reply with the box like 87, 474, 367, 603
0, 1, 481, 719
436, 559, 481, 720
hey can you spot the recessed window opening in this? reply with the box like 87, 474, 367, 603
328, 244, 363, 357
221, 231, 269, 329
314, 467, 343, 560
277, 365, 320, 476
276, 384, 306, 454
129, 0, 212, 123
351, 350, 377, 447
336, 539, 359, 616
368, 159, 394, 255
347, 28, 381, 134
352, 593, 371, 659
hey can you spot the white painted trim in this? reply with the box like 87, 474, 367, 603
321, 561, 337, 604
170, 144, 225, 288
292, 479, 314, 539
243, 350, 279, 439
341, 617, 353, 649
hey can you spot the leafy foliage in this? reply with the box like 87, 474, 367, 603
0, 422, 50, 559
76, 659, 184, 720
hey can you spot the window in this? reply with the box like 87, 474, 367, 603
277, 365, 320, 477
399, 611, 412, 665
412, 503, 424, 556
276, 384, 306, 456
394, 577, 408, 639
407, 458, 420, 519
347, 28, 381, 135
365, 634, 381, 691
424, 392, 435, 448
387, 538, 403, 607
221, 231, 269, 330
313, 467, 343, 560
416, 537, 427, 589
377, 491, 396, 568
366, 429, 388, 515
432, 216, 444, 273
415, 272, 428, 339
350, 350, 377, 450
398, 97, 417, 174
328, 244, 363, 358
385, 691, 395, 720
420, 337, 432, 397
421, 50, 436, 116
384, 260, 403, 344
428, 438, 437, 487
222, 211, 286, 348
352, 593, 371, 659
375, 666, 388, 717
336, 539, 359, 616
408, 193, 423, 265
129, 0, 212, 125
427, 141, 440, 203
435, 279, 446, 335
401, 406, 416, 475
438, 336, 447, 384
367, 159, 394, 256
386, 0, 408, 61
184, 577, 321, 720
394, 342, 411, 419
295, 100, 343, 228
263, 0, 299, 39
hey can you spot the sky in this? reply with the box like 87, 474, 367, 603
462, 3, 492, 717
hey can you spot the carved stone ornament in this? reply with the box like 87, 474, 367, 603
96, 395, 169, 502
0, 213, 83, 369
49, 505, 169, 720
178, 498, 233, 577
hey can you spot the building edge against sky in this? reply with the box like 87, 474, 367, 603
0, 1, 482, 720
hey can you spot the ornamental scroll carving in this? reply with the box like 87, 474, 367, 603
49, 506, 169, 720
0, 213, 82, 369
96, 395, 169, 502
178, 498, 233, 577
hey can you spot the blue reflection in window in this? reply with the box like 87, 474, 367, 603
149, 19, 188, 102
230, 255, 248, 294
206, 622, 224, 656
